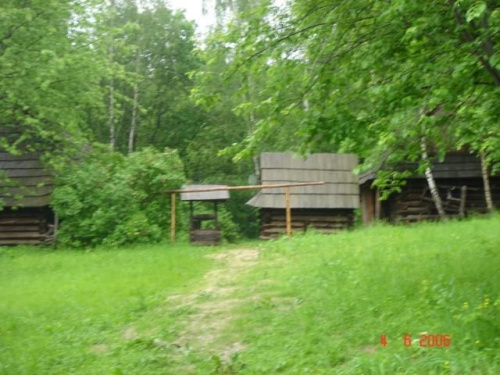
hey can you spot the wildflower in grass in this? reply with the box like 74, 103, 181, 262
482, 296, 490, 309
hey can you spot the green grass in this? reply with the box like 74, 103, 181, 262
1, 217, 499, 374
0, 243, 214, 374
220, 216, 500, 374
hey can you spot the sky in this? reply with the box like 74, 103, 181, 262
168, 0, 215, 36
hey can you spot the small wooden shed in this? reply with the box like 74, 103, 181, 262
180, 185, 229, 245
359, 152, 500, 224
247, 152, 359, 239
0, 151, 54, 245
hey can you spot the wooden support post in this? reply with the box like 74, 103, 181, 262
375, 188, 381, 221
285, 187, 292, 237
54, 213, 59, 240
189, 201, 193, 229
214, 201, 219, 228
171, 193, 176, 245
459, 185, 467, 218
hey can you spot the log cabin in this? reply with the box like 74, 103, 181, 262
0, 150, 55, 245
247, 152, 359, 239
359, 151, 500, 224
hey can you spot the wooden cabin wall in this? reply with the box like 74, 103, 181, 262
259, 208, 354, 239
386, 177, 500, 223
360, 184, 393, 225
360, 184, 376, 225
0, 207, 54, 245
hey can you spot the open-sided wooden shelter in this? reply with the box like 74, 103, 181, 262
180, 185, 229, 245
359, 152, 500, 224
0, 151, 55, 245
247, 152, 359, 239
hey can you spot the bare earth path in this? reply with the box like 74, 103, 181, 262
167, 248, 260, 362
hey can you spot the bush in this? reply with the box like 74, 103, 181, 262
51, 147, 186, 248
217, 205, 242, 243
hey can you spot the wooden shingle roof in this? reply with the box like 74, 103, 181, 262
359, 152, 491, 185
180, 185, 229, 201
247, 152, 359, 209
0, 151, 53, 207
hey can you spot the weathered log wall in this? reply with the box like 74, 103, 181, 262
0, 207, 53, 245
189, 229, 221, 246
259, 208, 354, 239
388, 178, 500, 223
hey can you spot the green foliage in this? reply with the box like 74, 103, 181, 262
51, 147, 186, 247
194, 0, 500, 192
0, 0, 106, 157
217, 206, 242, 243
225, 190, 259, 238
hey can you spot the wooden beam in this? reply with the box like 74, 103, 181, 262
171, 193, 176, 245
167, 182, 324, 243
165, 181, 324, 194
285, 187, 292, 237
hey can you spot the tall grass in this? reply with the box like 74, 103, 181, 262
0, 243, 213, 374
226, 216, 500, 374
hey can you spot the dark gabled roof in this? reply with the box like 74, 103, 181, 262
247, 152, 359, 209
0, 151, 53, 207
180, 185, 229, 201
358, 171, 377, 185
359, 152, 488, 185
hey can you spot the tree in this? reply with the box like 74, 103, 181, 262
194, 0, 500, 213
0, 0, 106, 160
86, 0, 202, 155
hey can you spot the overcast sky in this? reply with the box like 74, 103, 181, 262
168, 0, 215, 36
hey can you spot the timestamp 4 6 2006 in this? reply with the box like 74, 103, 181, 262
380, 334, 451, 348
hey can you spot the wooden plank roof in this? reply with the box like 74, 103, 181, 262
180, 185, 229, 201
0, 151, 53, 207
359, 152, 491, 185
247, 152, 359, 209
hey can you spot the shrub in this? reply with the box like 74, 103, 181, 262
51, 147, 186, 247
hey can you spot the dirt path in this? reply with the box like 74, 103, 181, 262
168, 248, 260, 361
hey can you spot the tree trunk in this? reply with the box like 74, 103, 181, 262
421, 136, 446, 218
149, 100, 163, 144
128, 49, 140, 154
252, 155, 260, 181
243, 73, 255, 128
108, 0, 116, 149
480, 151, 494, 213
108, 63, 115, 148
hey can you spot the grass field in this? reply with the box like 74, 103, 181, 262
220, 217, 500, 374
0, 244, 214, 374
1, 217, 499, 374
